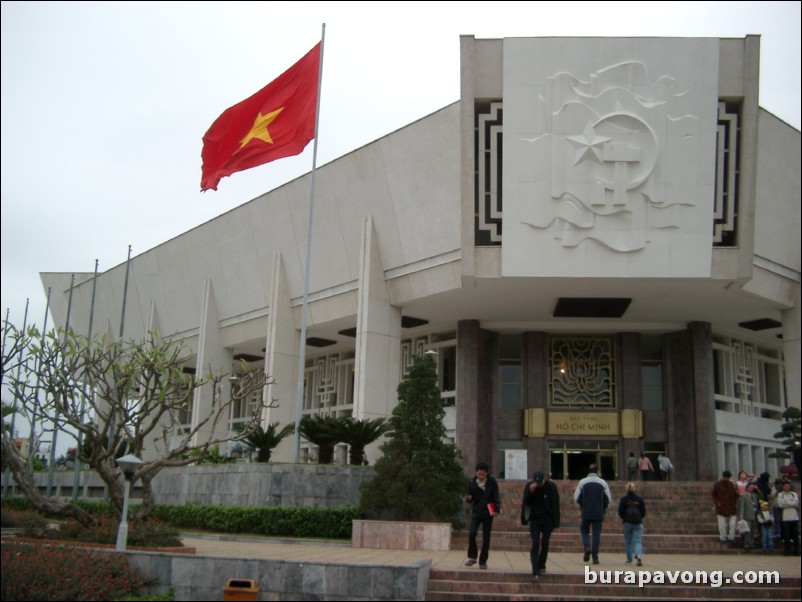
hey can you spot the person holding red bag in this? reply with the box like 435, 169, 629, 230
464, 461, 501, 570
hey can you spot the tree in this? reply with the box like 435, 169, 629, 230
359, 355, 465, 525
769, 406, 801, 468
334, 417, 390, 465
243, 422, 294, 462
299, 415, 341, 464
1, 321, 272, 524
1, 401, 17, 471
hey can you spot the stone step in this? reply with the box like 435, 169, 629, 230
486, 516, 721, 527
496, 481, 722, 506
450, 542, 768, 554
426, 570, 801, 601
450, 533, 775, 554
461, 480, 780, 556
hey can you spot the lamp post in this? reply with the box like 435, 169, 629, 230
115, 454, 143, 552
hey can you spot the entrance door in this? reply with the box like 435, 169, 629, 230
599, 451, 616, 481
549, 443, 618, 480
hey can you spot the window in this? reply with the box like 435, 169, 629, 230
641, 363, 664, 410
498, 335, 521, 409
548, 335, 616, 409
712, 335, 785, 418
499, 362, 522, 409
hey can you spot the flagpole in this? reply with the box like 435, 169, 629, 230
46, 276, 74, 494
73, 259, 99, 500
120, 245, 132, 339
293, 23, 326, 463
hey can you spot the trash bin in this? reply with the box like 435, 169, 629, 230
222, 578, 260, 601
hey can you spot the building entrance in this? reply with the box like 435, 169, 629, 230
549, 441, 618, 481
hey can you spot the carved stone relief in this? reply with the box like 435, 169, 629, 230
522, 61, 698, 252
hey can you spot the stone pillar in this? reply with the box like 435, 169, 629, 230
619, 333, 644, 467
781, 285, 801, 415
664, 322, 717, 481
689, 321, 717, 481
456, 320, 497, 474
522, 332, 547, 476
664, 328, 695, 480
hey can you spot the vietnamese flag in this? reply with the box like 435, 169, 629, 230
200, 42, 321, 192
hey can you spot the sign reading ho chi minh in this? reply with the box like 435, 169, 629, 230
548, 412, 619, 435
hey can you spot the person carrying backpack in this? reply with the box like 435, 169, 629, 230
618, 481, 647, 566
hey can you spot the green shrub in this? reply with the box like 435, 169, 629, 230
0, 496, 117, 518
0, 507, 52, 535
150, 503, 360, 539
2, 497, 360, 541
55, 516, 182, 548
0, 495, 33, 511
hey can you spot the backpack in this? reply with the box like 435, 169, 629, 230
624, 502, 641, 523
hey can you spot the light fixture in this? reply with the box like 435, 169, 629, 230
115, 453, 143, 552
228, 374, 239, 382
424, 349, 438, 357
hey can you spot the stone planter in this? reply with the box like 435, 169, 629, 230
351, 519, 451, 551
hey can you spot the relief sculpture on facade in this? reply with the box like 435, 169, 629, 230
522, 61, 699, 252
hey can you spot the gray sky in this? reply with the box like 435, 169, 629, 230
2, 0, 800, 334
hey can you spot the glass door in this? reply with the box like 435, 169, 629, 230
549, 442, 618, 480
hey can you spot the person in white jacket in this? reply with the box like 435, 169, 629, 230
776, 480, 800, 556
657, 454, 673, 481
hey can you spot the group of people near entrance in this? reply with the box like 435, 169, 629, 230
463, 460, 800, 579
462, 462, 644, 580
625, 451, 673, 481
712, 469, 800, 556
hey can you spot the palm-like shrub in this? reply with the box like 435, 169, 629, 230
300, 415, 342, 464
334, 417, 390, 465
243, 423, 294, 462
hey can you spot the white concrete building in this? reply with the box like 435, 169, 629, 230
42, 36, 800, 481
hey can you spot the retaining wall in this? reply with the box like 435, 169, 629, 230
20, 463, 375, 507
125, 548, 430, 601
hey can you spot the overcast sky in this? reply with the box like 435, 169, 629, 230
2, 1, 800, 335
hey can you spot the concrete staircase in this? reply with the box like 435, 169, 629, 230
426, 569, 802, 601
451, 481, 754, 555
433, 480, 799, 601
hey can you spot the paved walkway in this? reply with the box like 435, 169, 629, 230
182, 533, 802, 578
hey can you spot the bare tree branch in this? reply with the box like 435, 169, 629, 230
2, 322, 275, 522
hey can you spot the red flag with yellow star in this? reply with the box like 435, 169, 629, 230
200, 42, 320, 191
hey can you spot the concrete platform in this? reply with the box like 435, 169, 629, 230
182, 532, 801, 577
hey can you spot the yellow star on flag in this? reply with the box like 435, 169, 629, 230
239, 107, 285, 149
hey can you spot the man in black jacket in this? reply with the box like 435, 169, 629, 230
521, 470, 560, 581
573, 464, 612, 565
464, 461, 502, 569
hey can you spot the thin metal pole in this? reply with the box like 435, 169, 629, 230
73, 259, 99, 500
26, 291, 49, 474
46, 277, 73, 494
1, 307, 10, 388
120, 245, 132, 339
106, 247, 131, 502
293, 24, 326, 463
